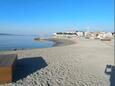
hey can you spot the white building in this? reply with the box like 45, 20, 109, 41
77, 32, 84, 37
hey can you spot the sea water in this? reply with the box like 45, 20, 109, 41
0, 35, 54, 50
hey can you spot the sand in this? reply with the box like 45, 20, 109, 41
0, 38, 114, 86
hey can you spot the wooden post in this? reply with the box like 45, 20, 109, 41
0, 54, 17, 84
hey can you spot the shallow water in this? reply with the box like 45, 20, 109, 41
0, 35, 54, 50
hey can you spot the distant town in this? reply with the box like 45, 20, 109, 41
53, 30, 115, 41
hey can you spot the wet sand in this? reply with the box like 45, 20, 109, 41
49, 38, 77, 47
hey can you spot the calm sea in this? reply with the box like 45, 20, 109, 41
0, 35, 54, 50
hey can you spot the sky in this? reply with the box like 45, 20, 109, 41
0, 0, 114, 35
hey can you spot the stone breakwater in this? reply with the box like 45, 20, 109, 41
0, 38, 114, 86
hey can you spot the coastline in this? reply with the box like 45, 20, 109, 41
0, 38, 114, 86
0, 38, 76, 52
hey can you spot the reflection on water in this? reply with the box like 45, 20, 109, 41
0, 35, 54, 50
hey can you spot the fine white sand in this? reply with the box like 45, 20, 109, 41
0, 38, 114, 86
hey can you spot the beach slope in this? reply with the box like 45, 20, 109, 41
0, 38, 114, 86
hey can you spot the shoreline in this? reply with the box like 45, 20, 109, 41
0, 38, 114, 86
0, 38, 77, 52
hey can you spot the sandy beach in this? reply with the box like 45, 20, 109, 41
0, 38, 114, 86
